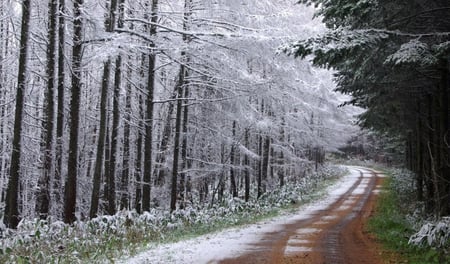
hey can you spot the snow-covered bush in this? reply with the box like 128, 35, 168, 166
409, 217, 450, 249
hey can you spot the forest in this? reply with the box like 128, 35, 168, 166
285, 0, 450, 218
1, 0, 449, 262
0, 0, 356, 229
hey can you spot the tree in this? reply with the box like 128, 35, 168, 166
64, 0, 85, 224
286, 0, 450, 217
3, 0, 32, 229
36, 0, 58, 220
54, 0, 67, 215
142, 0, 159, 212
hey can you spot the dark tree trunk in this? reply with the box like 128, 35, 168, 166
244, 128, 250, 202
36, 0, 58, 220
54, 0, 66, 212
257, 132, 263, 199
120, 54, 132, 210
63, 0, 84, 224
425, 94, 436, 214
154, 93, 175, 186
261, 135, 270, 192
89, 62, 110, 219
135, 93, 144, 214
104, 119, 112, 206
107, 0, 126, 215
278, 117, 286, 188
179, 73, 190, 209
230, 121, 237, 197
170, 66, 185, 212
0, 1, 4, 197
438, 59, 450, 216
416, 104, 424, 202
107, 55, 120, 215
4, 0, 31, 229
142, 0, 159, 212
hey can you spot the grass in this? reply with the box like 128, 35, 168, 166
368, 174, 450, 264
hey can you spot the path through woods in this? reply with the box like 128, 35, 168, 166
124, 167, 388, 264
219, 167, 385, 264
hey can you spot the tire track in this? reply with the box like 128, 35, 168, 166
219, 167, 382, 264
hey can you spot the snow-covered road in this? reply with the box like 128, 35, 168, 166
120, 166, 383, 264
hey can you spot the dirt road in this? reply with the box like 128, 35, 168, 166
219, 167, 385, 264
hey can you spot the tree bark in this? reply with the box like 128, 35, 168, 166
135, 91, 144, 214
142, 0, 159, 212
230, 121, 237, 197
63, 0, 84, 224
416, 103, 424, 202
36, 0, 58, 220
170, 66, 185, 212
4, 0, 31, 229
54, 0, 66, 213
154, 93, 175, 186
438, 59, 450, 216
90, 62, 110, 219
120, 54, 132, 210
244, 128, 250, 202
179, 73, 190, 209
278, 117, 286, 188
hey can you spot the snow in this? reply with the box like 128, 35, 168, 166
120, 166, 367, 264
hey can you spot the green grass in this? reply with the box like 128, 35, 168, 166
368, 175, 450, 264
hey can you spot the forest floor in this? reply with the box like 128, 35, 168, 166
121, 166, 391, 264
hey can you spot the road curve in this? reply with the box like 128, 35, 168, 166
219, 166, 385, 264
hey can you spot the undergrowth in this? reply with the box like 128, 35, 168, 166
368, 170, 450, 264
0, 165, 346, 264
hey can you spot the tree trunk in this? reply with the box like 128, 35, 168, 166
179, 73, 190, 209
171, 0, 192, 211
107, 0, 126, 215
0, 0, 5, 202
54, 0, 66, 213
278, 117, 285, 188
261, 135, 270, 193
135, 91, 144, 214
142, 0, 159, 212
120, 54, 132, 210
4, 0, 31, 229
89, 62, 110, 219
107, 55, 120, 215
154, 93, 176, 186
257, 131, 263, 199
36, 0, 58, 220
416, 104, 424, 202
244, 128, 250, 202
230, 121, 237, 197
170, 66, 185, 212
438, 59, 450, 216
63, 0, 84, 224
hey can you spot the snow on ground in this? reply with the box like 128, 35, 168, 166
120, 166, 366, 264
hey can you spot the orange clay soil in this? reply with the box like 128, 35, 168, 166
219, 169, 389, 264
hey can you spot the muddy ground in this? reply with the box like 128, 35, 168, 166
219, 168, 386, 264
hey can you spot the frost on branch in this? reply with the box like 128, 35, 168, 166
434, 41, 450, 57
409, 217, 450, 249
385, 39, 437, 66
